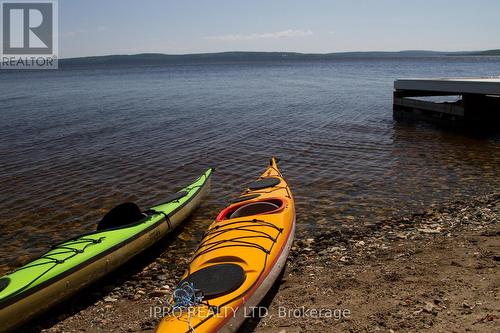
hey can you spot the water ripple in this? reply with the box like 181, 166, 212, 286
0, 58, 499, 272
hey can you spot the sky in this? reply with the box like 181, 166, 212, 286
59, 0, 500, 58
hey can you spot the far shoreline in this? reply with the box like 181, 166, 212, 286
56, 49, 500, 66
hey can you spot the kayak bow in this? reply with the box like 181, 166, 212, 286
0, 168, 212, 332
156, 157, 295, 333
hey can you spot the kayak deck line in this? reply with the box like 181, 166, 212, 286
191, 218, 284, 264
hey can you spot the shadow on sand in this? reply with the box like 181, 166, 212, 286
238, 268, 286, 333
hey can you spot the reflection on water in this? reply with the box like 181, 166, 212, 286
0, 57, 499, 273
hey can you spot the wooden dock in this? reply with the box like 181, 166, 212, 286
393, 77, 500, 126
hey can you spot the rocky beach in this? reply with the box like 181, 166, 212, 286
18, 192, 499, 333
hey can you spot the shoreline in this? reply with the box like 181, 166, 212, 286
23, 192, 499, 333
255, 192, 499, 332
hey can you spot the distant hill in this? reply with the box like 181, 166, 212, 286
59, 50, 500, 67
464, 49, 500, 56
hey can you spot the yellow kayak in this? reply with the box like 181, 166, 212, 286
156, 157, 295, 333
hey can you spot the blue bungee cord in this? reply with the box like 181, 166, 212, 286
166, 281, 204, 332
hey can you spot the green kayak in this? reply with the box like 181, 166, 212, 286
0, 168, 212, 332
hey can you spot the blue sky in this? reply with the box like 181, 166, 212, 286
60, 0, 500, 58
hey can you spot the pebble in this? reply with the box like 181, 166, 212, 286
418, 228, 442, 234
103, 296, 117, 303
423, 302, 438, 314
148, 290, 168, 297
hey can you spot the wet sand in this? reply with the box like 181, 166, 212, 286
19, 192, 499, 333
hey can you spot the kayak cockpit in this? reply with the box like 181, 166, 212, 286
216, 198, 286, 221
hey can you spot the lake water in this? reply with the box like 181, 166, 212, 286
1, 57, 499, 273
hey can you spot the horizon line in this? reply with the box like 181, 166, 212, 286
60, 48, 500, 60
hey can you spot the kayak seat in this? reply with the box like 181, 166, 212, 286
0, 278, 9, 293
96, 202, 145, 231
230, 201, 279, 219
248, 177, 280, 190
180, 264, 246, 300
